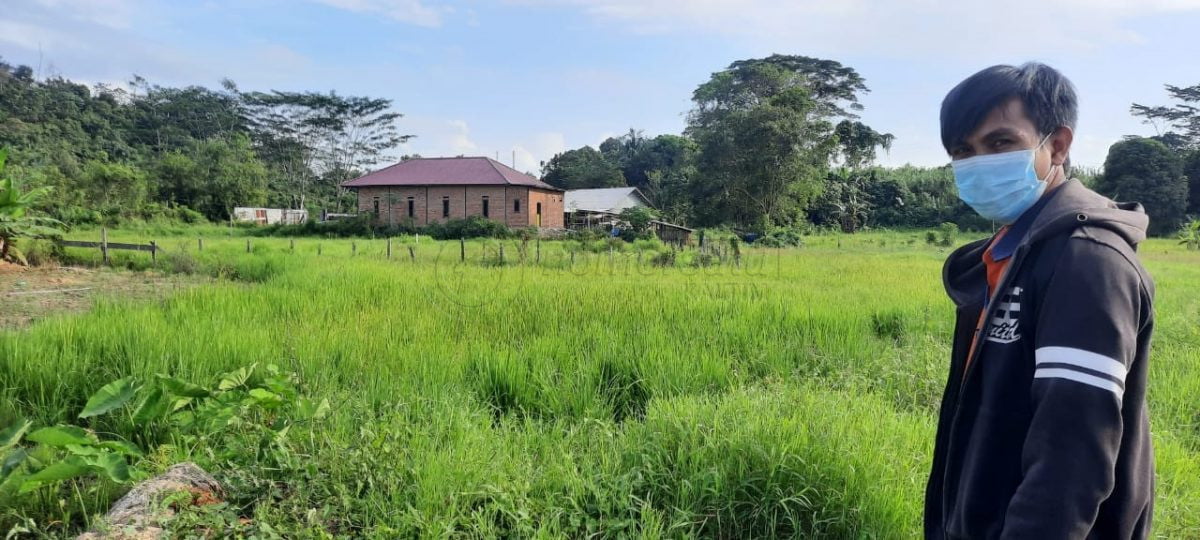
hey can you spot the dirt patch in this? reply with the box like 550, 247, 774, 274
0, 264, 208, 330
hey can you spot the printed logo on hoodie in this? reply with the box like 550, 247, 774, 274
987, 286, 1023, 344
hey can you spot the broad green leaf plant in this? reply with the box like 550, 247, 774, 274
0, 363, 327, 503
0, 149, 65, 264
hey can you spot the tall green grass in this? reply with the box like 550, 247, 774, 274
1, 231, 1198, 536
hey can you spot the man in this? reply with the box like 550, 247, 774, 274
924, 63, 1156, 539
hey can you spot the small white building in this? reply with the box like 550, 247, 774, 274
233, 207, 308, 225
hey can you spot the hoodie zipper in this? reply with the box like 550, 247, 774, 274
940, 244, 1028, 537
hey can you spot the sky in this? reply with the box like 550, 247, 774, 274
2, 0, 1198, 174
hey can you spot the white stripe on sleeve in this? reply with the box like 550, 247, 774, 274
1035, 346, 1127, 383
1033, 368, 1124, 399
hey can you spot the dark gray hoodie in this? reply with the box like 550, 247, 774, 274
925, 180, 1156, 539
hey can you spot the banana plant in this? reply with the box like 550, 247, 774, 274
1178, 219, 1200, 251
0, 149, 65, 264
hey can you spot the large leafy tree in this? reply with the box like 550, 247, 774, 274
239, 88, 412, 209
1095, 137, 1187, 236
541, 146, 626, 190
1131, 83, 1200, 150
687, 55, 885, 228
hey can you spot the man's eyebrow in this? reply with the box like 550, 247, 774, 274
979, 127, 1021, 141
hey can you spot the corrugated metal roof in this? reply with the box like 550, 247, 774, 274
564, 187, 652, 213
340, 157, 562, 191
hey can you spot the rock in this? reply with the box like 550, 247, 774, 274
76, 463, 222, 540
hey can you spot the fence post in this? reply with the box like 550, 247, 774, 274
408, 246, 415, 262
460, 238, 465, 262
246, 239, 251, 253
197, 237, 203, 251
387, 237, 392, 259
499, 244, 505, 264
101, 228, 109, 265
352, 242, 357, 256
150, 240, 157, 263
318, 243, 322, 256
536, 238, 541, 263
290, 239, 295, 253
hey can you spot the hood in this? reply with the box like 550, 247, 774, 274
942, 179, 1148, 308
1023, 179, 1147, 248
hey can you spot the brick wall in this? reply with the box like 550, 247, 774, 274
504, 187, 528, 228
355, 185, 563, 228
527, 188, 564, 228
465, 186, 507, 225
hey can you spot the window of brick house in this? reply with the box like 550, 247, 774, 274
442, 197, 450, 218
407, 197, 414, 218
513, 199, 521, 213
372, 197, 380, 217
536, 202, 542, 226
482, 196, 489, 217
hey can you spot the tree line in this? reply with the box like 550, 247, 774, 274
542, 56, 1199, 236
3, 52, 1196, 236
0, 59, 410, 225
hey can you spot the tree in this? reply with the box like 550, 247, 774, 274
617, 205, 658, 234
688, 58, 855, 228
0, 149, 63, 264
835, 120, 895, 168
1095, 137, 1187, 236
541, 146, 626, 190
239, 88, 412, 209
1185, 150, 1200, 215
1131, 83, 1200, 150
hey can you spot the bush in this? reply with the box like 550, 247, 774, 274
936, 223, 958, 247
424, 216, 512, 240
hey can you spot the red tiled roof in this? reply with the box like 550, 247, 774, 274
340, 157, 562, 191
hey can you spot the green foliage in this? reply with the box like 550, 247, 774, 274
0, 61, 409, 225
617, 205, 658, 234
1185, 150, 1200, 215
1096, 137, 1188, 236
1131, 83, 1200, 150
423, 215, 513, 240
936, 222, 959, 247
1178, 220, 1200, 250
541, 146, 626, 190
0, 149, 65, 264
1, 362, 325, 523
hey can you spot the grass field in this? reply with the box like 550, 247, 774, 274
2, 228, 1199, 537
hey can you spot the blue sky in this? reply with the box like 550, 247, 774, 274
2, 0, 1198, 173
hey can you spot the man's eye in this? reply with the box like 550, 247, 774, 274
992, 139, 1012, 149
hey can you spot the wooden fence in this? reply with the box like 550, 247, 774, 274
57, 229, 158, 265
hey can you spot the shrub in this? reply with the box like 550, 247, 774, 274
936, 222, 958, 247
422, 216, 512, 240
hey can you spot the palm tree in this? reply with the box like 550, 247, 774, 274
0, 149, 64, 264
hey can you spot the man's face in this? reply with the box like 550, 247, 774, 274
947, 97, 1072, 183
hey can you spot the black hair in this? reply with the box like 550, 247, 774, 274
940, 63, 1078, 154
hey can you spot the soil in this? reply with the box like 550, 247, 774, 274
0, 263, 206, 330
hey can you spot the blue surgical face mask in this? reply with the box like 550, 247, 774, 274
952, 133, 1057, 224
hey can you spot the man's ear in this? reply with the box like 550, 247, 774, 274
1050, 126, 1073, 167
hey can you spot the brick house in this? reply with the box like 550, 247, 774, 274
340, 157, 565, 229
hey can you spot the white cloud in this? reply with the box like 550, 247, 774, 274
0, 19, 84, 50
31, 0, 141, 29
446, 120, 480, 154
512, 131, 567, 173
309, 0, 444, 27
514, 0, 1200, 56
